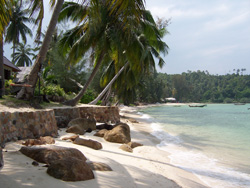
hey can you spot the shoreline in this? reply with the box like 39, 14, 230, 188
0, 104, 208, 188
120, 105, 209, 188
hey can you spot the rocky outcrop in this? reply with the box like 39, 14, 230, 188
104, 123, 131, 143
20, 146, 94, 181
47, 156, 94, 181
73, 138, 102, 150
87, 162, 112, 171
22, 136, 55, 146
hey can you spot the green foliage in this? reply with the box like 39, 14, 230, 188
42, 84, 66, 97
80, 89, 97, 104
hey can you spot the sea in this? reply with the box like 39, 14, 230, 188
139, 104, 250, 188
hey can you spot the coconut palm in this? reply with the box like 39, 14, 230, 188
17, 0, 145, 100
5, 0, 33, 62
17, 0, 64, 99
59, 0, 147, 106
89, 11, 169, 105
12, 42, 35, 66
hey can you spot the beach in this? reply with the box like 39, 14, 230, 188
0, 105, 208, 188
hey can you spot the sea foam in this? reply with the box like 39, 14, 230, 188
149, 121, 250, 188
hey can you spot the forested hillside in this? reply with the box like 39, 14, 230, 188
134, 70, 250, 104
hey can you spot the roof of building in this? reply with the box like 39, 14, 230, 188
3, 56, 21, 72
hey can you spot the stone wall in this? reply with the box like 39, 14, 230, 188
0, 109, 58, 145
0, 106, 120, 144
53, 106, 120, 128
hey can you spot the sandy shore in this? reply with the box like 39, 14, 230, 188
0, 105, 208, 188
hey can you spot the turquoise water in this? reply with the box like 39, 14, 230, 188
140, 104, 250, 188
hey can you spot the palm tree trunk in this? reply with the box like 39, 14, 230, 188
0, 34, 5, 97
16, 0, 64, 100
89, 61, 129, 105
101, 87, 112, 106
63, 51, 105, 106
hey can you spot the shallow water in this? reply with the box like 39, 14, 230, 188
140, 104, 250, 188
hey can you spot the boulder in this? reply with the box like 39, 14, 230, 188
47, 156, 94, 181
96, 123, 114, 130
119, 144, 133, 153
22, 136, 55, 146
19, 145, 87, 164
62, 135, 79, 141
0, 148, 3, 170
94, 129, 108, 137
73, 138, 102, 150
104, 123, 131, 143
127, 142, 143, 148
68, 117, 96, 130
66, 126, 86, 135
87, 162, 112, 171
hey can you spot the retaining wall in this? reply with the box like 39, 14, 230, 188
0, 106, 120, 145
0, 109, 58, 145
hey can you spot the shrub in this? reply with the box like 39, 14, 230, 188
80, 89, 96, 104
42, 84, 66, 97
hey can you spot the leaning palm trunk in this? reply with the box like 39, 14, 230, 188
89, 61, 129, 105
0, 35, 5, 96
17, 0, 64, 100
100, 87, 112, 106
63, 51, 105, 106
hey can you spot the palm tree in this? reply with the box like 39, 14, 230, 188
5, 0, 33, 63
0, 0, 12, 97
60, 0, 147, 106
90, 11, 169, 105
17, 0, 146, 100
17, 0, 64, 99
12, 42, 35, 66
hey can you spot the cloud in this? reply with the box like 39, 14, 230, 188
199, 45, 238, 57
203, 11, 250, 32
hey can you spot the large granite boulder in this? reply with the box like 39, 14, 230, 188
19, 145, 87, 164
104, 123, 131, 143
73, 138, 102, 150
47, 156, 94, 181
20, 146, 93, 181
0, 148, 3, 170
66, 117, 96, 135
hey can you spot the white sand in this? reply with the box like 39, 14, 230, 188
0, 105, 208, 188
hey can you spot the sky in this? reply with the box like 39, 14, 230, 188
146, 0, 250, 75
4, 0, 250, 75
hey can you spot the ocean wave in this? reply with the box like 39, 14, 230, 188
151, 124, 250, 188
